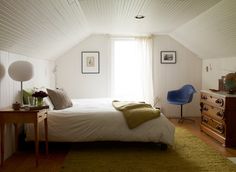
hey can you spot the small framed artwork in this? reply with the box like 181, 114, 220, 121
81, 51, 100, 74
160, 51, 176, 64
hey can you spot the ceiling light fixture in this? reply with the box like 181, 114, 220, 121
135, 15, 145, 19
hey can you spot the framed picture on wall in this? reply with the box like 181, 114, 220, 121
160, 51, 176, 64
81, 51, 100, 74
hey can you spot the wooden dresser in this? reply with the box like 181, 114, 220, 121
200, 90, 236, 147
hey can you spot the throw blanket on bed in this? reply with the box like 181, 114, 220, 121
112, 100, 160, 129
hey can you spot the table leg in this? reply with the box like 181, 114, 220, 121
14, 123, 18, 151
44, 118, 48, 155
0, 124, 4, 167
34, 122, 39, 167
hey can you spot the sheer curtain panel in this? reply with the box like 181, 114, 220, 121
111, 37, 154, 105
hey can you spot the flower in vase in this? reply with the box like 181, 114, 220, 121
32, 91, 48, 106
32, 91, 48, 98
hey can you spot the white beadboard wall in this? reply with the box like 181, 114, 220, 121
56, 34, 202, 117
0, 50, 55, 160
153, 35, 202, 117
202, 57, 236, 90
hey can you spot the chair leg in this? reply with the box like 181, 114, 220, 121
178, 104, 194, 123
178, 105, 183, 123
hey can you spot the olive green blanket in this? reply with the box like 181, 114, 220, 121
112, 100, 160, 129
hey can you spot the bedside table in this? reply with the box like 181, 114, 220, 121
0, 109, 48, 167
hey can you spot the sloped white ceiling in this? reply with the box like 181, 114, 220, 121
0, 0, 223, 60
80, 0, 221, 34
171, 0, 236, 59
0, 0, 90, 60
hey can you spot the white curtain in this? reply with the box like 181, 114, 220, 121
136, 37, 154, 105
111, 37, 154, 105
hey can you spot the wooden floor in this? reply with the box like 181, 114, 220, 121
0, 117, 236, 172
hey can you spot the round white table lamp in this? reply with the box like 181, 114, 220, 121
8, 61, 34, 105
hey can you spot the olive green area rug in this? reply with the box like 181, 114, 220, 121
61, 128, 236, 172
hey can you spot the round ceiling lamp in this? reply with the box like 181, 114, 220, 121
135, 15, 145, 19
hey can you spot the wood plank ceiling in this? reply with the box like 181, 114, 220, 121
171, 0, 236, 59
0, 0, 222, 60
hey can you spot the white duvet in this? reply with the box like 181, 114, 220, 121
25, 98, 175, 145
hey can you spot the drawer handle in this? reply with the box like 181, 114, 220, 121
201, 95, 207, 100
200, 103, 204, 112
215, 98, 224, 107
216, 111, 224, 118
202, 117, 208, 123
216, 125, 224, 134
203, 107, 208, 111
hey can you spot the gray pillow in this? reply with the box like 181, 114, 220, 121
46, 88, 72, 110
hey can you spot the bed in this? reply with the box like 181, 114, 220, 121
25, 98, 175, 146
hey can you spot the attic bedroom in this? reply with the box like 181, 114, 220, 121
0, 0, 236, 171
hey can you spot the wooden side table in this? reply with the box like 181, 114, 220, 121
0, 109, 48, 167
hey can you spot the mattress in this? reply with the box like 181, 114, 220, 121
25, 98, 175, 145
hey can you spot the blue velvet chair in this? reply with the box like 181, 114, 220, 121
167, 84, 196, 123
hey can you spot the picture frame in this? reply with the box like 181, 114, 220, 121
160, 51, 176, 64
81, 51, 100, 74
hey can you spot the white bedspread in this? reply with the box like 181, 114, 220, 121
25, 98, 175, 145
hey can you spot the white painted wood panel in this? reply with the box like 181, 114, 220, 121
0, 50, 55, 160
80, 0, 220, 34
0, 0, 221, 60
171, 0, 236, 59
0, 0, 89, 60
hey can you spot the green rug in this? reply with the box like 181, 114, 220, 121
61, 128, 236, 172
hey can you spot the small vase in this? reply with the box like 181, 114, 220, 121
37, 97, 44, 107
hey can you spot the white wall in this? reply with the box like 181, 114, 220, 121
202, 57, 236, 90
153, 35, 202, 117
56, 34, 111, 98
56, 34, 202, 117
0, 50, 55, 160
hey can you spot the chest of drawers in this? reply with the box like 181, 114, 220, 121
200, 90, 236, 147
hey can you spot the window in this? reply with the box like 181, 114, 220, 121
111, 37, 154, 104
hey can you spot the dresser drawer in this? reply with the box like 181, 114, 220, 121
201, 104, 224, 121
201, 93, 225, 109
201, 115, 225, 137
